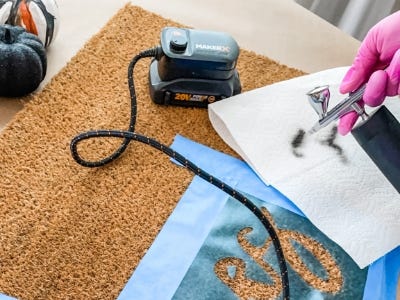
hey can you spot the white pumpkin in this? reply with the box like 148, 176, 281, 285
0, 0, 59, 47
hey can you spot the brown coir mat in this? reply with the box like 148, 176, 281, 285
0, 4, 305, 300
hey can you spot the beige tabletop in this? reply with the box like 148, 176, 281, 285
0, 0, 360, 130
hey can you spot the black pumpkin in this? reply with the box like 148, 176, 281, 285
0, 24, 47, 97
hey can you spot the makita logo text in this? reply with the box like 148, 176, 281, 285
195, 44, 230, 53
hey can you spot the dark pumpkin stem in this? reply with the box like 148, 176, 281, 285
4, 27, 13, 44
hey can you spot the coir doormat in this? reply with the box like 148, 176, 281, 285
0, 4, 304, 300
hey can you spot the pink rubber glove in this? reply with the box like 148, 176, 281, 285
338, 11, 400, 135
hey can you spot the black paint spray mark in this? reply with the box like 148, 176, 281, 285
291, 129, 306, 157
319, 125, 348, 163
290, 126, 348, 163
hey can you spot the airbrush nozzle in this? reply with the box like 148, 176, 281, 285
308, 122, 322, 135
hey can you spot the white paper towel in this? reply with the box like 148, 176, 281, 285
208, 67, 400, 268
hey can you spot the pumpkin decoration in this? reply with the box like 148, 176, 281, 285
0, 24, 47, 97
0, 0, 59, 47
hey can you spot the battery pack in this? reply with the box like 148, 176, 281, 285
148, 27, 242, 107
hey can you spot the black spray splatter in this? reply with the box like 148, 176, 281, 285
319, 126, 348, 163
291, 129, 306, 157
290, 126, 348, 163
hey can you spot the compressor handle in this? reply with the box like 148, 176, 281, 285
351, 105, 400, 193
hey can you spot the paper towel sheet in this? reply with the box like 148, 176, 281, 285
208, 67, 400, 268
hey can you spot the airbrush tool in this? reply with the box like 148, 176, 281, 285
307, 83, 400, 193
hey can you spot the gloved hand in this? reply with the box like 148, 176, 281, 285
338, 11, 400, 135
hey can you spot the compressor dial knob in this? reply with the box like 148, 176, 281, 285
169, 29, 188, 53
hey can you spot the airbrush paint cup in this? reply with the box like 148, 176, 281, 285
307, 85, 330, 120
